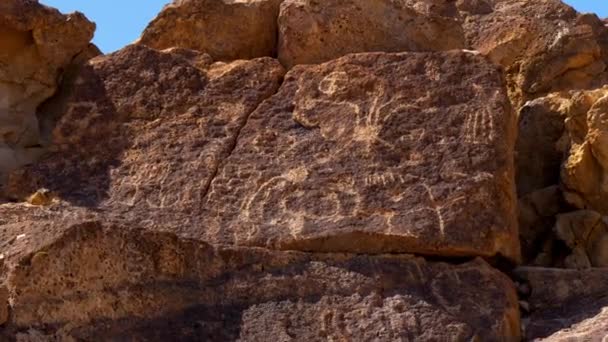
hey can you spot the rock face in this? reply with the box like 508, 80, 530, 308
0, 205, 520, 340
204, 51, 519, 260
277, 0, 465, 68
560, 86, 608, 213
9, 0, 608, 339
516, 267, 608, 340
0, 0, 95, 186
6, 49, 519, 261
139, 0, 282, 61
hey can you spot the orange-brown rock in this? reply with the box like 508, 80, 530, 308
138, 0, 282, 61
459, 0, 608, 107
0, 204, 520, 340
0, 0, 95, 185
516, 267, 608, 340
5, 49, 519, 261
203, 51, 520, 260
277, 0, 465, 68
554, 210, 608, 268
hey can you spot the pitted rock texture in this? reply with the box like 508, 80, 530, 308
4, 44, 286, 218
459, 0, 608, 107
277, 0, 465, 68
0, 205, 520, 340
139, 0, 282, 61
516, 267, 608, 340
202, 51, 520, 260
0, 0, 95, 185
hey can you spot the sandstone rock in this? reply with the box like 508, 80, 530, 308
460, 0, 608, 107
4, 44, 285, 214
203, 51, 520, 260
561, 86, 608, 214
277, 0, 465, 68
0, 205, 520, 340
554, 210, 608, 268
0, 0, 95, 184
515, 267, 608, 340
138, 0, 282, 61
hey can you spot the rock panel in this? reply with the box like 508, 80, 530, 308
0, 205, 520, 340
4, 44, 285, 222
139, 0, 282, 61
277, 0, 465, 68
203, 51, 519, 260
561, 86, 608, 214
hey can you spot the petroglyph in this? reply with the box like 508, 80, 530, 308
463, 107, 495, 144
203, 52, 518, 259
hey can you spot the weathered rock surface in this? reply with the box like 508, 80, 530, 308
5, 49, 519, 261
277, 0, 465, 68
139, 0, 282, 61
4, 44, 285, 213
0, 0, 95, 185
554, 210, 608, 268
460, 0, 608, 107
203, 51, 520, 260
516, 267, 608, 340
561, 86, 608, 214
0, 204, 520, 340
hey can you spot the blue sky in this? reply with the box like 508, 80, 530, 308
40, 0, 608, 54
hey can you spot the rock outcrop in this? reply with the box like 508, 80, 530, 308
0, 0, 95, 187
5, 0, 608, 340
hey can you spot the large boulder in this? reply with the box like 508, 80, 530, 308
516, 267, 608, 340
0, 0, 95, 185
0, 204, 520, 340
459, 0, 608, 107
277, 0, 465, 68
138, 0, 282, 61
203, 51, 520, 260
